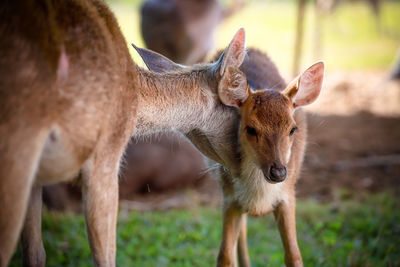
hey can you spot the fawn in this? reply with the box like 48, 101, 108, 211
140, 0, 245, 64
0, 0, 249, 266
140, 47, 324, 266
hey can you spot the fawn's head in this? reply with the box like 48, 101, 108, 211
220, 62, 324, 183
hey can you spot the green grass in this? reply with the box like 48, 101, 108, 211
10, 193, 400, 266
107, 0, 400, 76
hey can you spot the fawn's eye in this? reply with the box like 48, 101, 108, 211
246, 126, 257, 136
289, 127, 298, 136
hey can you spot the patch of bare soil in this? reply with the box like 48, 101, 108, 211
300, 111, 400, 200
297, 71, 400, 200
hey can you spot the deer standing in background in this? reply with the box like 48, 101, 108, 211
140, 47, 324, 266
140, 0, 245, 65
0, 0, 250, 265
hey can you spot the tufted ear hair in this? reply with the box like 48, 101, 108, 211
283, 61, 325, 108
132, 43, 185, 73
218, 66, 249, 108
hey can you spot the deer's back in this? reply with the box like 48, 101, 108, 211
0, 0, 138, 183
0, 0, 138, 127
240, 49, 287, 91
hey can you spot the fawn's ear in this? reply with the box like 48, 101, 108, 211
219, 28, 246, 76
283, 62, 324, 108
132, 44, 184, 73
218, 66, 249, 107
217, 28, 248, 107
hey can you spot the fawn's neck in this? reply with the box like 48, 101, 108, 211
133, 66, 217, 136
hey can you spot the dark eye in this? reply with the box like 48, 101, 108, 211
289, 127, 298, 136
245, 126, 257, 136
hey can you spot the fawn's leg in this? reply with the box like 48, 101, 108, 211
237, 214, 251, 267
273, 198, 303, 267
0, 127, 47, 267
21, 184, 46, 267
217, 202, 245, 267
82, 154, 119, 267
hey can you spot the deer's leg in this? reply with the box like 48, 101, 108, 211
273, 198, 303, 267
217, 202, 245, 267
21, 184, 46, 267
82, 154, 119, 267
0, 127, 47, 267
237, 214, 250, 267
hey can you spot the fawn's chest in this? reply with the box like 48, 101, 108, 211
234, 176, 289, 216
222, 161, 290, 216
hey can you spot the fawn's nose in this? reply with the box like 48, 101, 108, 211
269, 165, 287, 183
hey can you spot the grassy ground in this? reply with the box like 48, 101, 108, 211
10, 192, 400, 266
107, 0, 400, 76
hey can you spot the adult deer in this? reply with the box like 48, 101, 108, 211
0, 0, 248, 265
141, 47, 324, 266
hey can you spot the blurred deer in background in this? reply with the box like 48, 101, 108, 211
140, 46, 324, 266
119, 135, 209, 197
0, 0, 250, 264
390, 49, 400, 80
140, 0, 245, 65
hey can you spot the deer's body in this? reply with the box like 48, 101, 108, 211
0, 1, 138, 265
0, 0, 249, 265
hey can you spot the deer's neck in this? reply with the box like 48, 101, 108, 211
132, 67, 217, 136
185, 107, 242, 173
132, 66, 242, 169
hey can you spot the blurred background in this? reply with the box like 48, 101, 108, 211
11, 0, 400, 266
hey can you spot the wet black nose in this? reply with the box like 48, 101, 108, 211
269, 166, 287, 182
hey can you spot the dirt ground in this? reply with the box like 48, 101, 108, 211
299, 71, 400, 200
